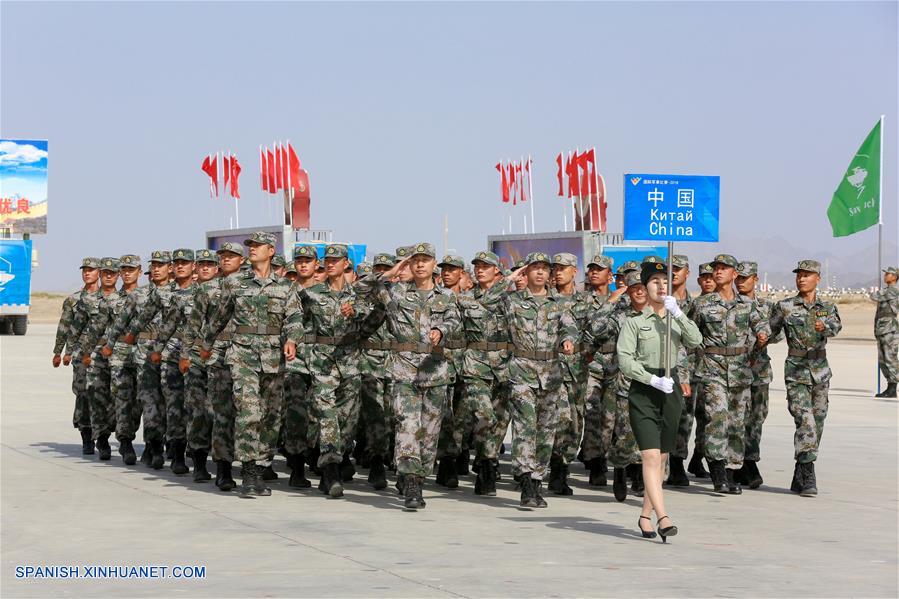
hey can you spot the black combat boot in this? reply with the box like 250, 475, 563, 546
665, 457, 690, 487
441, 458, 459, 489
533, 479, 548, 508
215, 460, 236, 491
239, 462, 259, 495
119, 438, 137, 465
96, 434, 112, 461
518, 474, 537, 509
253, 464, 272, 496
790, 461, 803, 493
688, 452, 710, 478
307, 445, 322, 476
339, 451, 356, 482
261, 465, 278, 481
455, 449, 470, 476
395, 473, 406, 495
474, 459, 497, 496
367, 456, 388, 490
587, 457, 608, 487
165, 441, 174, 460
709, 460, 727, 492
547, 455, 564, 494
492, 458, 502, 481
743, 461, 763, 489
725, 468, 743, 495
558, 463, 574, 496
630, 465, 644, 497
192, 449, 211, 482
139, 443, 152, 465
875, 382, 897, 398
404, 475, 421, 510
325, 462, 344, 498
81, 429, 95, 455
799, 462, 817, 497
612, 467, 628, 502
417, 476, 427, 509
150, 438, 165, 470
170, 439, 189, 475
287, 453, 311, 489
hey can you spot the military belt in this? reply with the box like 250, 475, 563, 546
391, 342, 444, 355
301, 334, 317, 343
444, 340, 467, 350
703, 346, 748, 356
788, 348, 827, 360
596, 342, 617, 353
315, 336, 354, 346
361, 340, 391, 351
234, 325, 280, 335
513, 348, 558, 360
137, 332, 157, 341
215, 332, 231, 342
468, 341, 510, 351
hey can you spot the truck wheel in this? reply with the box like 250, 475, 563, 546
0, 320, 9, 335
12, 316, 27, 336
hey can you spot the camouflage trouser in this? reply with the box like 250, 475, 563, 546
281, 372, 315, 456
466, 377, 504, 461
392, 382, 447, 477
360, 374, 392, 460
137, 352, 166, 443
86, 356, 116, 440
186, 365, 211, 451
110, 345, 140, 442
877, 331, 899, 383
786, 381, 829, 463
510, 381, 560, 480
674, 379, 708, 460
208, 365, 235, 463
161, 361, 187, 442
580, 373, 614, 462
230, 365, 283, 467
71, 361, 91, 430
312, 369, 361, 467
437, 380, 469, 459
491, 382, 512, 456
552, 377, 585, 464
744, 383, 769, 462
609, 389, 641, 468
703, 381, 750, 468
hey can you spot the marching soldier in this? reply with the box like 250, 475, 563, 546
769, 260, 841, 497
685, 261, 716, 479
53, 257, 100, 454
871, 266, 898, 398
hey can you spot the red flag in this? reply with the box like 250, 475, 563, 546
291, 168, 311, 229
566, 151, 580, 197
201, 154, 218, 197
495, 162, 509, 203
578, 151, 590, 198
223, 154, 230, 191
517, 161, 525, 203
279, 144, 289, 191
524, 158, 531, 203
596, 172, 607, 232
555, 153, 564, 197
274, 144, 283, 190
509, 161, 517, 205
266, 149, 276, 192
230, 155, 241, 199
288, 143, 302, 193
260, 147, 268, 192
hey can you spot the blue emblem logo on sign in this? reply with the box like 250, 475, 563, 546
623, 174, 720, 242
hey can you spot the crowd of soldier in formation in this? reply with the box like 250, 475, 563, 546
51, 230, 898, 510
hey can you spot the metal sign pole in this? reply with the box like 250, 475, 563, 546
665, 240, 674, 380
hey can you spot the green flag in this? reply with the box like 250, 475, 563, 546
827, 119, 882, 237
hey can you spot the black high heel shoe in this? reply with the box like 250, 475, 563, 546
657, 515, 678, 543
637, 516, 657, 538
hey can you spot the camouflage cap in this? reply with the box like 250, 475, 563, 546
119, 254, 141, 268
525, 251, 552, 266
438, 254, 465, 268
587, 255, 613, 269
149, 250, 171, 264
293, 245, 317, 260
672, 254, 689, 269
243, 231, 277, 247
99, 257, 120, 272
552, 252, 578, 268
172, 248, 195, 262
411, 242, 436, 258
285, 263, 297, 274
882, 266, 898, 276
373, 253, 396, 266
395, 245, 415, 259
513, 258, 527, 269
471, 250, 501, 268
624, 271, 643, 287
270, 254, 286, 268
217, 241, 245, 257
792, 259, 821, 274
711, 253, 738, 269
324, 244, 349, 259
357, 262, 373, 276
698, 262, 714, 275
620, 260, 640, 274
79, 257, 101, 269
641, 255, 666, 267
195, 249, 219, 264
736, 261, 758, 277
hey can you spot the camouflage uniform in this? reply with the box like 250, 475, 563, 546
435, 255, 470, 467
503, 253, 578, 482
689, 255, 769, 478
355, 243, 461, 480
769, 263, 842, 464
870, 273, 899, 386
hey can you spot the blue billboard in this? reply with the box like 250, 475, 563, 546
623, 174, 720, 242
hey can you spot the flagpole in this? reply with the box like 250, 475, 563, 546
876, 115, 884, 395
570, 150, 577, 231
232, 150, 239, 228
528, 155, 535, 233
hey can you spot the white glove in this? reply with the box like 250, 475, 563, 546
663, 295, 683, 318
650, 375, 675, 394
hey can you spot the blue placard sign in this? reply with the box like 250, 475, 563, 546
623, 174, 720, 242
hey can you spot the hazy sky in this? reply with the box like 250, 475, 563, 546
2, 1, 896, 292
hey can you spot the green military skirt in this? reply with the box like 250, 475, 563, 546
628, 368, 683, 453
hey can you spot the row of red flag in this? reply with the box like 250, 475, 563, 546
259, 141, 309, 197
201, 152, 242, 199
495, 157, 532, 205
